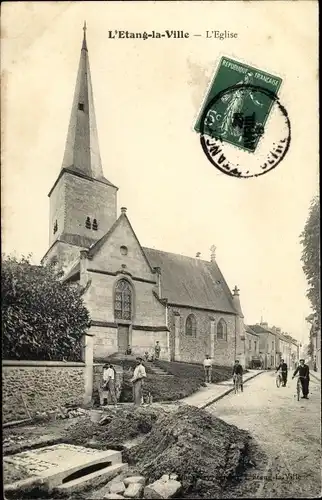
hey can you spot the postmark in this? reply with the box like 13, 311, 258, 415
194, 57, 291, 178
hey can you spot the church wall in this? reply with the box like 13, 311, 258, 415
91, 216, 156, 282
85, 271, 166, 326
131, 329, 169, 360
49, 176, 66, 246
90, 326, 118, 359
168, 306, 236, 366
64, 173, 117, 240
43, 241, 81, 270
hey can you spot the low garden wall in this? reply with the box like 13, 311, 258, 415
2, 360, 86, 424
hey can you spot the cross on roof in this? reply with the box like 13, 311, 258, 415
233, 285, 240, 295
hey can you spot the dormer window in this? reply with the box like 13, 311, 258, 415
78, 103, 84, 111
53, 220, 58, 234
92, 218, 98, 230
85, 216, 91, 229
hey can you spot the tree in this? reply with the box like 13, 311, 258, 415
300, 196, 320, 356
1, 255, 91, 361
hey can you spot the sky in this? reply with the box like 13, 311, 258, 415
1, 1, 319, 344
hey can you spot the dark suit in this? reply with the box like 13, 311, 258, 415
293, 364, 310, 397
276, 362, 288, 386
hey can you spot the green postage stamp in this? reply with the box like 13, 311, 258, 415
194, 57, 283, 153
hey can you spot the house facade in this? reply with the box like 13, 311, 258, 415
245, 326, 260, 368
42, 27, 247, 366
249, 322, 299, 370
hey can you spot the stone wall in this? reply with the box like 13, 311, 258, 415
131, 329, 169, 359
168, 306, 236, 365
2, 361, 85, 424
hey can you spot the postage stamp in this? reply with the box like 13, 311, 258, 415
195, 56, 283, 153
194, 57, 291, 178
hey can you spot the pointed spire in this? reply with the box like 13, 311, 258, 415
82, 21, 87, 51
61, 24, 115, 186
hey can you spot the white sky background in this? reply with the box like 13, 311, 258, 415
1, 1, 319, 343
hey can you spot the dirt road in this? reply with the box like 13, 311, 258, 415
206, 371, 321, 498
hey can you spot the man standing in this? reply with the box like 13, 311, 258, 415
154, 341, 161, 360
102, 363, 117, 406
203, 354, 212, 383
292, 359, 310, 399
276, 358, 288, 387
130, 357, 147, 406
232, 360, 244, 392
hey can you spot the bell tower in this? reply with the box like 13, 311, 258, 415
43, 23, 118, 269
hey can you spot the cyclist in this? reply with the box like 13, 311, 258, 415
292, 358, 310, 399
276, 358, 288, 387
232, 359, 243, 392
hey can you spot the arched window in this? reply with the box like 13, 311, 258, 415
217, 319, 227, 340
185, 314, 197, 336
114, 279, 132, 320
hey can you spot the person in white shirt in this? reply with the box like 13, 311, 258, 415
130, 358, 147, 406
102, 363, 117, 405
203, 354, 213, 383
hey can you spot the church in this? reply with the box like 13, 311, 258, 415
42, 26, 247, 366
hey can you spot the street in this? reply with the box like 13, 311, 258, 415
206, 371, 321, 498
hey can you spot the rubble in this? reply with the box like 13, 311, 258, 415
124, 476, 146, 486
124, 482, 144, 498
109, 481, 126, 495
144, 476, 182, 499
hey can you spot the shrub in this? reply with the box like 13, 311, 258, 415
1, 254, 91, 361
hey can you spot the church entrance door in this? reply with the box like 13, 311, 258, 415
117, 325, 129, 353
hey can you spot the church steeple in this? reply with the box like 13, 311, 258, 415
61, 23, 111, 184
43, 25, 118, 268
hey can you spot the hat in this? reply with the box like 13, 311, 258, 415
299, 358, 305, 362
136, 357, 143, 362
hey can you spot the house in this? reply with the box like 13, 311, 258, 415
248, 322, 278, 369
41, 26, 247, 366
245, 326, 260, 368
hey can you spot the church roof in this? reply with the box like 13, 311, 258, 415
58, 23, 116, 188
143, 247, 237, 314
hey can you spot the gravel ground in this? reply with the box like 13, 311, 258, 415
207, 371, 321, 498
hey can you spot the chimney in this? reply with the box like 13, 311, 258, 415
121, 207, 127, 214
196, 252, 201, 258
210, 245, 216, 262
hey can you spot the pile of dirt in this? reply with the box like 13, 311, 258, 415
129, 405, 252, 499
62, 406, 164, 450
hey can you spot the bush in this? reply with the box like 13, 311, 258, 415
1, 255, 91, 361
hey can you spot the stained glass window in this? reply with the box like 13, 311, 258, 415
114, 279, 132, 320
217, 319, 227, 340
185, 314, 197, 336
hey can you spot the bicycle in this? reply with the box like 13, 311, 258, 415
276, 372, 283, 388
294, 375, 308, 401
233, 373, 242, 394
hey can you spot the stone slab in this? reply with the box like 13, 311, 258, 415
56, 463, 128, 494
3, 444, 121, 489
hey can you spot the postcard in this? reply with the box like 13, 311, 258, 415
1, 1, 320, 499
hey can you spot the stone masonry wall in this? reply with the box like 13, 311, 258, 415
168, 306, 236, 366
131, 329, 169, 360
2, 361, 85, 424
